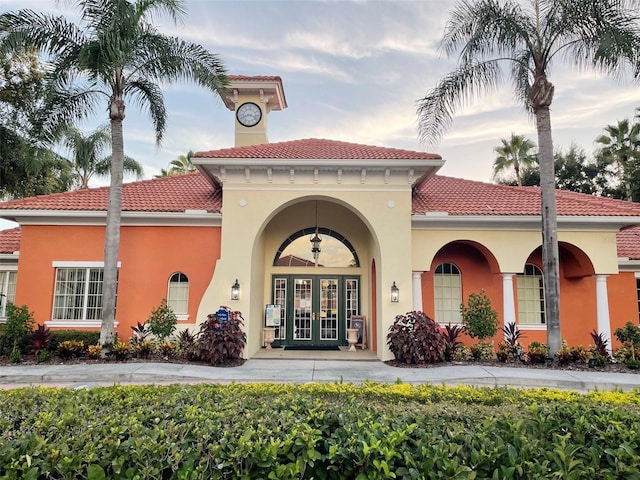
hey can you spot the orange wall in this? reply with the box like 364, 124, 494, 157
608, 272, 639, 349
421, 245, 639, 350
15, 224, 221, 337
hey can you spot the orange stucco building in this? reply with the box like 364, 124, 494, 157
2, 76, 640, 361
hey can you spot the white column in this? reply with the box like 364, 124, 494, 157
412, 271, 424, 312
502, 273, 516, 336
596, 275, 613, 355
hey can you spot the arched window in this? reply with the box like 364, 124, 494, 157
273, 227, 359, 268
167, 272, 189, 315
434, 263, 462, 324
517, 264, 545, 324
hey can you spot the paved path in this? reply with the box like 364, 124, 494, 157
2, 360, 640, 391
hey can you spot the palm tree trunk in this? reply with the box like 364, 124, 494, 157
99, 112, 125, 347
535, 104, 562, 358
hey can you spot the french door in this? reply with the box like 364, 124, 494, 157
271, 275, 360, 347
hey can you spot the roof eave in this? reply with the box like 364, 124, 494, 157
412, 214, 640, 230
0, 210, 222, 227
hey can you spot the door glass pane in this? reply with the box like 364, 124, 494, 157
273, 278, 287, 340
320, 278, 338, 340
294, 279, 312, 340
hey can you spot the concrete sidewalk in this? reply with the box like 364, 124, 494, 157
2, 359, 640, 391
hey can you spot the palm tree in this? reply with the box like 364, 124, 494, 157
416, 0, 640, 357
0, 0, 228, 347
493, 133, 537, 187
60, 125, 143, 189
169, 150, 196, 175
595, 118, 640, 201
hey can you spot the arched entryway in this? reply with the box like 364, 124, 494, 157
261, 198, 375, 349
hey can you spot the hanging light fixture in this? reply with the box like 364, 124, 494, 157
310, 201, 322, 266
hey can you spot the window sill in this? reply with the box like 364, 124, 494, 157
176, 314, 190, 321
517, 324, 546, 331
45, 320, 119, 328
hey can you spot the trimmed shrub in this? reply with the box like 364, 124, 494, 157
387, 311, 445, 364
50, 330, 100, 351
57, 340, 85, 360
471, 340, 494, 360
528, 341, 549, 364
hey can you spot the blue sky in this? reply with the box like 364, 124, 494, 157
1, 0, 639, 230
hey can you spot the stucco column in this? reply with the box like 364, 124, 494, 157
596, 275, 613, 355
412, 271, 424, 312
502, 273, 516, 336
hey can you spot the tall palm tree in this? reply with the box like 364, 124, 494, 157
169, 150, 196, 175
0, 0, 228, 347
595, 118, 640, 200
493, 133, 537, 187
416, 0, 640, 357
60, 125, 143, 189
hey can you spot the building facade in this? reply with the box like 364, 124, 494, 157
2, 76, 640, 361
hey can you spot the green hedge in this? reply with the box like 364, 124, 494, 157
1, 383, 640, 479
49, 330, 100, 351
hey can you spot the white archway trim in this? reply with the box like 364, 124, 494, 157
596, 275, 613, 355
412, 271, 423, 311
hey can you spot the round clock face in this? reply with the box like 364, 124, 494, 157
236, 102, 262, 127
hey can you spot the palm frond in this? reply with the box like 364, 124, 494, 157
441, 0, 535, 64
416, 61, 501, 145
131, 33, 228, 93
0, 9, 85, 58
124, 78, 167, 144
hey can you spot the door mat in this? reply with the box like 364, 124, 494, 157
284, 345, 340, 351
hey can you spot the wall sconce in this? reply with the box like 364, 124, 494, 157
390, 281, 399, 302
231, 279, 240, 300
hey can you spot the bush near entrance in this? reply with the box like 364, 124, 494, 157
1, 383, 640, 479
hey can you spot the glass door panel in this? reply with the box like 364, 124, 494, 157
293, 278, 312, 340
320, 278, 338, 340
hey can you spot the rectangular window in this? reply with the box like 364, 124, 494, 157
434, 273, 462, 324
0, 270, 17, 318
517, 276, 545, 324
53, 267, 104, 321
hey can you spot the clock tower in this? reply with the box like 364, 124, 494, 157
223, 76, 287, 147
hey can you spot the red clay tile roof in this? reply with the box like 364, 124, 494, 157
0, 227, 20, 253
195, 138, 442, 160
413, 175, 640, 216
617, 226, 640, 259
0, 173, 221, 213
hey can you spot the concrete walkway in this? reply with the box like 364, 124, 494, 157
2, 359, 640, 391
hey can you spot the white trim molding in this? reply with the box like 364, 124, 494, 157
52, 261, 121, 268
45, 320, 119, 328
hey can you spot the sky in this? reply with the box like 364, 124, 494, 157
1, 0, 640, 230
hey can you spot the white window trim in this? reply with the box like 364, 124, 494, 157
52, 261, 121, 268
517, 324, 546, 331
176, 314, 189, 321
45, 320, 119, 328
0, 268, 18, 321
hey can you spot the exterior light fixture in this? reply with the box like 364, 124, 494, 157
390, 281, 399, 303
231, 279, 240, 300
310, 201, 322, 266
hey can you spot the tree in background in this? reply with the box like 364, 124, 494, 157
492, 133, 537, 187
595, 118, 640, 201
416, 0, 640, 357
0, 51, 71, 198
169, 150, 196, 175
59, 125, 143, 189
0, 0, 228, 348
